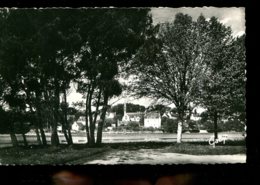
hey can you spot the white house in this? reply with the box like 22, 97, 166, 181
71, 122, 85, 131
106, 112, 116, 119
71, 112, 117, 131
190, 108, 201, 121
77, 116, 86, 123
144, 112, 161, 128
122, 112, 144, 122
121, 103, 144, 123
71, 116, 86, 131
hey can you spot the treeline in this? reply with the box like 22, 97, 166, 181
0, 8, 153, 147
127, 13, 246, 143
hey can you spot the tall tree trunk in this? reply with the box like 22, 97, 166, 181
63, 89, 73, 145
176, 109, 185, 143
213, 111, 218, 141
93, 89, 102, 128
88, 88, 95, 146
36, 93, 47, 146
67, 129, 73, 144
176, 120, 183, 143
35, 127, 42, 145
32, 111, 42, 145
39, 126, 47, 145
59, 111, 71, 145
51, 126, 59, 146
10, 132, 19, 147
51, 81, 60, 146
96, 93, 109, 145
9, 122, 18, 147
20, 122, 28, 147
62, 126, 70, 144
22, 132, 28, 147
59, 107, 70, 145
26, 90, 42, 145
28, 103, 42, 145
85, 88, 91, 144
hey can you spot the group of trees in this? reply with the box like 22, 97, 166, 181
0, 8, 153, 147
128, 13, 246, 143
0, 9, 245, 147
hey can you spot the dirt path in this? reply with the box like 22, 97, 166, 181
85, 149, 246, 164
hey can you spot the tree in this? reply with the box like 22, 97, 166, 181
75, 9, 153, 146
223, 35, 246, 123
0, 9, 84, 146
110, 103, 146, 117
31, 10, 74, 146
0, 8, 154, 147
161, 117, 178, 133
146, 104, 170, 116
129, 13, 210, 143
199, 17, 245, 141
0, 108, 19, 146
96, 80, 122, 144
110, 104, 124, 120
26, 9, 84, 146
0, 9, 36, 146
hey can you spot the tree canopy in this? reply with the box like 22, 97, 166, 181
128, 13, 246, 142
0, 8, 153, 147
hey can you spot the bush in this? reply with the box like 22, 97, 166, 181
199, 120, 222, 133
188, 120, 200, 133
125, 121, 140, 131
201, 118, 245, 133
112, 125, 125, 131
143, 126, 155, 132
161, 117, 178, 133
104, 118, 116, 127
112, 122, 140, 131
221, 119, 245, 132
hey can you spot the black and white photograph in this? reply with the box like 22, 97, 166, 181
0, 7, 246, 165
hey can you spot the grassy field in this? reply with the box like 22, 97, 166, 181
161, 143, 246, 155
0, 140, 246, 165
0, 145, 109, 165
107, 140, 246, 155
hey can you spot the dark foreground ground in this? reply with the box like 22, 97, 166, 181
0, 140, 246, 165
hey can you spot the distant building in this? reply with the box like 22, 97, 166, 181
144, 112, 161, 128
106, 112, 116, 119
121, 103, 144, 122
162, 111, 178, 120
162, 109, 201, 122
122, 112, 144, 122
190, 109, 201, 121
72, 122, 85, 131
71, 112, 117, 131
120, 103, 162, 128
71, 116, 85, 131
77, 116, 86, 123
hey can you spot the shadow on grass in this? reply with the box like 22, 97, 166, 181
0, 144, 110, 165
106, 140, 245, 149
0, 140, 246, 164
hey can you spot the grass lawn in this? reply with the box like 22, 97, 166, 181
0, 145, 110, 165
161, 142, 246, 155
0, 140, 246, 164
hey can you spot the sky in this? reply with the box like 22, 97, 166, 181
67, 7, 245, 110
151, 7, 245, 37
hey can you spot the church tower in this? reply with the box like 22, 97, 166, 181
122, 101, 129, 122
124, 102, 127, 115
